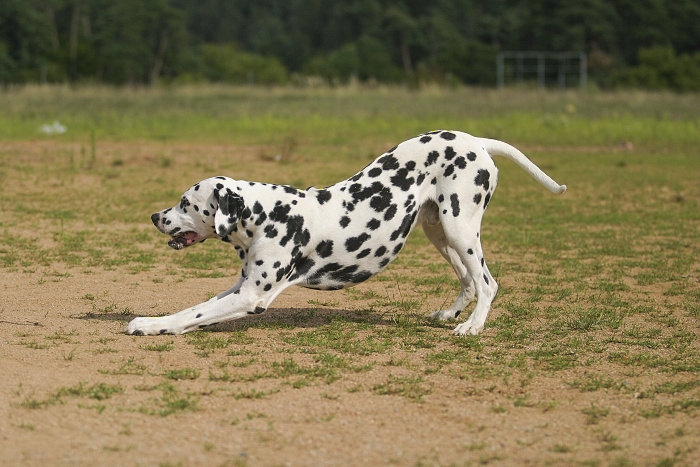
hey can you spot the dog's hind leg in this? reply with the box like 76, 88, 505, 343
438, 220, 498, 336
422, 221, 476, 321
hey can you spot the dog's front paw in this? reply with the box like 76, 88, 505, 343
452, 320, 484, 336
126, 317, 176, 336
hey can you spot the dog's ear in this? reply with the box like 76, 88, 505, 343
215, 189, 245, 238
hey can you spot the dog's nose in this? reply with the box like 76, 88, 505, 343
151, 213, 161, 226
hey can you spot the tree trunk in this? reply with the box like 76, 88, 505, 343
150, 33, 169, 85
69, 2, 81, 82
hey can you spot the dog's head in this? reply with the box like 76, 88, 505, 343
151, 177, 245, 250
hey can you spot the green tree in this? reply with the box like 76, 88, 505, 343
0, 0, 53, 83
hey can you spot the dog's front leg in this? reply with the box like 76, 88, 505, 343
126, 280, 268, 335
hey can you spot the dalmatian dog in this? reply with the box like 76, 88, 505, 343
127, 131, 566, 336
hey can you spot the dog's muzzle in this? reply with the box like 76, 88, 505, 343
167, 231, 200, 250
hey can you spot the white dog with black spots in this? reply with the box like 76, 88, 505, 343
127, 131, 566, 336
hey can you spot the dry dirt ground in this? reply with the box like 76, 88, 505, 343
3, 267, 698, 467
1, 142, 698, 467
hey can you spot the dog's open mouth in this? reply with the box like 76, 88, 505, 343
168, 231, 199, 250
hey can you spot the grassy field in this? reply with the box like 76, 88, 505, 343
1, 85, 699, 466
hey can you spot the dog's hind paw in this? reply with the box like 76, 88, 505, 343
429, 309, 460, 321
452, 321, 484, 336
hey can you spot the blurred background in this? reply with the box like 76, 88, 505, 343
1, 0, 699, 91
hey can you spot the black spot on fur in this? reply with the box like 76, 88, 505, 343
307, 262, 344, 285
269, 203, 291, 223
484, 192, 491, 209
253, 306, 266, 314
444, 146, 456, 160
329, 265, 359, 282
444, 164, 455, 177
264, 284, 272, 291
416, 173, 426, 185
279, 215, 310, 248
473, 193, 482, 205
390, 168, 415, 191
255, 211, 267, 225
317, 190, 332, 204
393, 242, 404, 255
475, 169, 490, 190
450, 194, 460, 217
390, 212, 416, 241
369, 187, 393, 212
350, 181, 384, 203
425, 150, 439, 167
366, 218, 381, 230
374, 246, 387, 257
294, 256, 316, 276
368, 167, 382, 177
384, 204, 397, 221
420, 136, 432, 143
340, 216, 351, 228
378, 154, 400, 170
196, 313, 202, 318
350, 171, 364, 182
345, 233, 371, 252
264, 224, 278, 238
356, 248, 371, 259
467, 248, 474, 255
316, 240, 334, 258
350, 270, 373, 283
467, 151, 477, 161
440, 131, 456, 140
483, 274, 490, 285
454, 156, 467, 169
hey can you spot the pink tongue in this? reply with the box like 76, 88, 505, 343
183, 232, 198, 245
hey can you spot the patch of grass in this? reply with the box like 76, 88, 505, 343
231, 388, 278, 400
280, 322, 392, 356
57, 382, 123, 401
143, 341, 175, 352
569, 375, 632, 392
19, 382, 123, 409
164, 368, 200, 380
372, 374, 430, 402
136, 382, 199, 417
185, 331, 253, 351
98, 356, 148, 376
582, 404, 610, 425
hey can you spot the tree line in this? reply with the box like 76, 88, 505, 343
1, 0, 700, 90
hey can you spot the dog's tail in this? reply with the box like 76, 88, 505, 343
479, 138, 567, 195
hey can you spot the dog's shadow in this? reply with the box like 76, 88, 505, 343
79, 307, 397, 333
